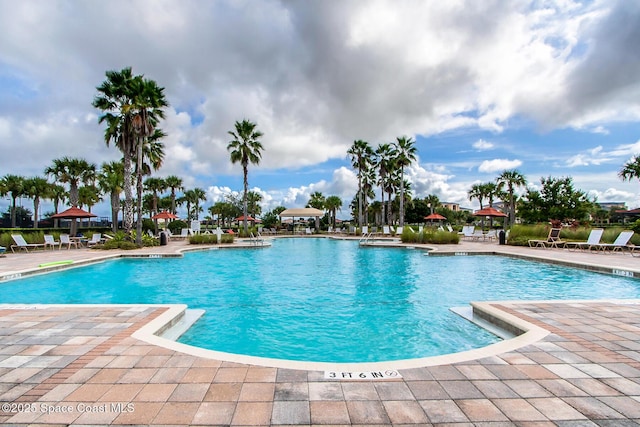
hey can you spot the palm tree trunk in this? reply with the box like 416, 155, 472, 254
111, 192, 119, 233
33, 198, 39, 229
135, 139, 144, 245
399, 166, 405, 227
123, 153, 134, 234
243, 165, 249, 234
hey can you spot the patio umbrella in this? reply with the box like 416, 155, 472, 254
424, 213, 447, 221
474, 206, 507, 229
51, 206, 97, 236
473, 207, 507, 217
235, 215, 255, 222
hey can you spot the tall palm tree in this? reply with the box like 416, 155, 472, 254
44, 157, 95, 208
0, 174, 24, 228
23, 177, 51, 229
164, 175, 183, 214
227, 119, 264, 235
375, 143, 394, 225
144, 177, 167, 231
93, 67, 168, 244
325, 195, 343, 228
496, 169, 527, 227
98, 161, 124, 233
393, 136, 417, 227
183, 188, 207, 220
347, 140, 374, 227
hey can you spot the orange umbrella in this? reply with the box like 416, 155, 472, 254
424, 213, 447, 221
51, 206, 97, 219
235, 215, 255, 221
152, 211, 178, 220
473, 207, 507, 217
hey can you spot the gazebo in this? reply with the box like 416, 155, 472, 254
279, 208, 325, 232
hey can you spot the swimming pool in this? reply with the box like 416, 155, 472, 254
2, 238, 640, 363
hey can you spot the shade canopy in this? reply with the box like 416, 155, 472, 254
152, 211, 178, 220
473, 207, 507, 217
279, 208, 325, 217
51, 206, 97, 219
235, 215, 256, 221
424, 213, 447, 221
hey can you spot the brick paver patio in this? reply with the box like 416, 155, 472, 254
1, 238, 640, 425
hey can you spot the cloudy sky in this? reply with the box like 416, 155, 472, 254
2, 0, 640, 219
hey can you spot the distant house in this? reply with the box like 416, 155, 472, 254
441, 202, 460, 212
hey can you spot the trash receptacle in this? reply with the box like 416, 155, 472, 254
160, 231, 167, 246
498, 230, 506, 245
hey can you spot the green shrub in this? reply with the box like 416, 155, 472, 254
400, 228, 459, 244
168, 220, 188, 234
189, 234, 234, 244
99, 240, 140, 250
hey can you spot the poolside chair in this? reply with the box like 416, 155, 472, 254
59, 234, 78, 250
11, 234, 45, 253
362, 226, 368, 235
382, 226, 391, 236
485, 229, 497, 241
43, 234, 59, 250
86, 233, 103, 247
471, 229, 485, 240
305, 227, 313, 235
460, 225, 475, 240
565, 228, 604, 252
593, 230, 634, 253
528, 228, 564, 248
446, 224, 454, 233
395, 227, 403, 235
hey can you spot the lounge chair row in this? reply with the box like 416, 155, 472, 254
459, 226, 499, 241
10, 233, 104, 253
528, 228, 638, 254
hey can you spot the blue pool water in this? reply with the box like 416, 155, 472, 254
2, 238, 640, 362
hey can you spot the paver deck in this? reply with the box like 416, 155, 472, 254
1, 238, 640, 425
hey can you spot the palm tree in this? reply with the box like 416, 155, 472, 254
619, 155, 640, 183
227, 119, 264, 235
468, 183, 487, 209
246, 191, 263, 218
307, 191, 326, 210
347, 140, 374, 227
496, 169, 527, 227
44, 157, 95, 208
23, 177, 51, 229
164, 175, 183, 214
0, 174, 24, 228
325, 195, 343, 228
144, 177, 167, 231
50, 184, 67, 228
425, 194, 440, 215
183, 188, 207, 220
98, 161, 124, 233
393, 136, 417, 227
93, 67, 168, 244
375, 143, 394, 225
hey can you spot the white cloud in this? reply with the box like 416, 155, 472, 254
478, 159, 523, 173
566, 140, 640, 167
472, 139, 494, 151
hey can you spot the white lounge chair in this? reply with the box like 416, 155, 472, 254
565, 229, 604, 252
305, 227, 313, 235
485, 229, 497, 241
528, 228, 564, 248
446, 224, 454, 233
395, 227, 403, 235
460, 225, 475, 240
382, 226, 391, 236
59, 234, 78, 250
11, 234, 45, 253
44, 234, 59, 250
362, 226, 368, 235
87, 233, 103, 247
593, 231, 634, 253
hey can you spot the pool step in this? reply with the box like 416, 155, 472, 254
159, 309, 205, 341
450, 306, 516, 340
